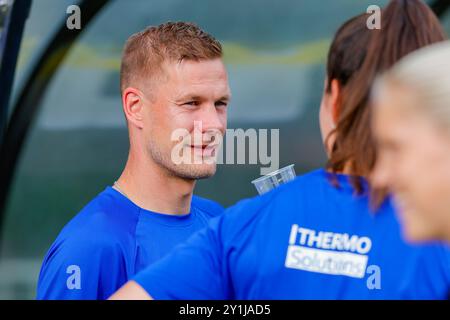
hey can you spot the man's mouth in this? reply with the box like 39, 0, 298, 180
190, 145, 208, 149
189, 142, 220, 149
188, 144, 218, 157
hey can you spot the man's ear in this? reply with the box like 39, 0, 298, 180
329, 79, 342, 124
122, 87, 145, 129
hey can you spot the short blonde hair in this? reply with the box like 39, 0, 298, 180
120, 22, 223, 94
374, 40, 450, 130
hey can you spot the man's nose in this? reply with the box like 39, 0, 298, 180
198, 104, 226, 133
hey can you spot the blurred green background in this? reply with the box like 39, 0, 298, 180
1, 0, 449, 299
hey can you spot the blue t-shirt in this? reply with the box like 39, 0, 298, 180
36, 186, 223, 300
134, 169, 450, 299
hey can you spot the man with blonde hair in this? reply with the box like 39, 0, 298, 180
37, 22, 230, 300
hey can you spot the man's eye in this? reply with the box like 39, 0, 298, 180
215, 101, 228, 108
184, 101, 199, 106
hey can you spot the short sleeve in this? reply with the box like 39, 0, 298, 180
133, 216, 229, 300
37, 236, 128, 300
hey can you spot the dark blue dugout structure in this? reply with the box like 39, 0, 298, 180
0, 0, 110, 244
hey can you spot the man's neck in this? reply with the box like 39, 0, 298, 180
115, 152, 196, 215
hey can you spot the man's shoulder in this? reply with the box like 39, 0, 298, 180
59, 187, 139, 240
191, 195, 224, 218
37, 188, 138, 299
44, 187, 140, 267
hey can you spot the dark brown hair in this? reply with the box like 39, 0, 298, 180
120, 21, 222, 94
325, 0, 447, 207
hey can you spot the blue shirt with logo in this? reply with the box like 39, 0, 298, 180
134, 169, 450, 299
36, 186, 223, 300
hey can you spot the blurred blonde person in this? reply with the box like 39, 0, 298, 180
372, 41, 450, 244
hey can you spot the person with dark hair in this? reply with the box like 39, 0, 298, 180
325, 0, 446, 207
37, 22, 230, 300
111, 0, 450, 300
